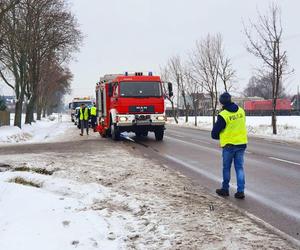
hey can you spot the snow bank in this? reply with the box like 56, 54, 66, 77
167, 116, 300, 142
0, 171, 122, 250
0, 114, 70, 144
0, 125, 31, 143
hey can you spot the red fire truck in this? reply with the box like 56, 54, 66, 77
95, 72, 173, 141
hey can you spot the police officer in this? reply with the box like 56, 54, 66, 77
79, 103, 89, 136
211, 92, 248, 199
90, 103, 97, 130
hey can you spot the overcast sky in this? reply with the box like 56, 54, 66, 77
1, 0, 300, 101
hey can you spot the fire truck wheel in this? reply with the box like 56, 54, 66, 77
111, 123, 120, 141
154, 127, 164, 141
135, 131, 148, 137
135, 131, 142, 137
142, 131, 148, 137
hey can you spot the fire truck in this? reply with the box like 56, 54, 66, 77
68, 97, 93, 122
95, 72, 173, 141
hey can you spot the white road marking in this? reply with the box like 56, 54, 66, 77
268, 157, 300, 166
167, 131, 186, 137
173, 134, 185, 138
191, 138, 213, 145
168, 132, 213, 145
165, 136, 220, 154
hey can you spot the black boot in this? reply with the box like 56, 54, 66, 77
216, 189, 229, 197
234, 192, 245, 199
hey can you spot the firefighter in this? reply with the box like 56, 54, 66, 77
211, 92, 248, 199
90, 103, 97, 130
79, 103, 89, 136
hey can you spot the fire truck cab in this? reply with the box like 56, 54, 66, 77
95, 72, 172, 141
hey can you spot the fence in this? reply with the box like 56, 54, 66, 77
0, 111, 10, 126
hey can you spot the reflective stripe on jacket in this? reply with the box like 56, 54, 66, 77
80, 108, 89, 120
90, 106, 96, 116
219, 107, 248, 147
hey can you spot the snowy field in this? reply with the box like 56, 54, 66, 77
0, 114, 299, 249
167, 116, 300, 143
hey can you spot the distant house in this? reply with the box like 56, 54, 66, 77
177, 93, 212, 116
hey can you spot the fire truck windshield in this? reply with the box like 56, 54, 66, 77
120, 81, 162, 97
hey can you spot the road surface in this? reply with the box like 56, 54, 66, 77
127, 125, 300, 241
0, 124, 299, 245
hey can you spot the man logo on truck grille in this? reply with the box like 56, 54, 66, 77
136, 106, 147, 112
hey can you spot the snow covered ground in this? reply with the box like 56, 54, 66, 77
167, 115, 300, 143
0, 113, 68, 143
0, 171, 121, 250
0, 114, 299, 249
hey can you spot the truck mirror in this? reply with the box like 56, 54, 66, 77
108, 83, 113, 97
68, 103, 72, 109
168, 82, 173, 97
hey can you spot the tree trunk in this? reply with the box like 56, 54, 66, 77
42, 108, 46, 118
212, 109, 216, 125
272, 111, 277, 134
171, 101, 178, 124
210, 94, 216, 125
185, 112, 188, 123
194, 107, 198, 126
14, 99, 23, 128
272, 98, 277, 134
181, 91, 189, 123
25, 95, 36, 124
192, 99, 198, 126
36, 103, 42, 120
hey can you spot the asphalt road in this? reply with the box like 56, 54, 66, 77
127, 125, 300, 241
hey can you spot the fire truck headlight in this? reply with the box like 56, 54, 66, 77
119, 116, 128, 122
156, 116, 165, 121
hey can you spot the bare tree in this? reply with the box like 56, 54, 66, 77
0, 0, 20, 21
38, 58, 72, 118
24, 0, 81, 124
218, 43, 236, 92
166, 55, 190, 122
0, 1, 31, 127
0, 0, 81, 127
244, 73, 286, 99
190, 34, 221, 125
160, 66, 178, 123
184, 69, 202, 126
244, 3, 290, 134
